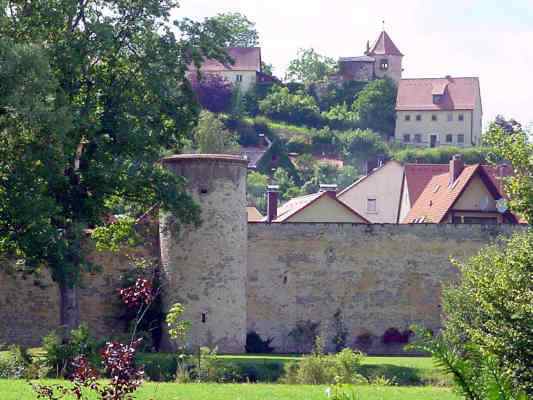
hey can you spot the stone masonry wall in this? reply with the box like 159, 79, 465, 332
247, 223, 520, 354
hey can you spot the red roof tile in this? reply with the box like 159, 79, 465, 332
200, 47, 261, 72
368, 31, 403, 56
404, 164, 449, 205
396, 77, 480, 111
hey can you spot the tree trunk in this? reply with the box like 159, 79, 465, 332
59, 282, 80, 336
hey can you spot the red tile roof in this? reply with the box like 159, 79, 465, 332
396, 77, 480, 111
404, 164, 449, 205
368, 31, 403, 56
404, 165, 518, 223
200, 47, 261, 72
271, 191, 369, 223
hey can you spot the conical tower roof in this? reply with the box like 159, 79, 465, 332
368, 30, 403, 56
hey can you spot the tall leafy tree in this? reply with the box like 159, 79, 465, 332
352, 78, 397, 137
0, 0, 231, 333
193, 111, 237, 153
285, 48, 337, 84
211, 12, 259, 47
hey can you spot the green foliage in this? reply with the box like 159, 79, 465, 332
247, 172, 269, 212
287, 135, 313, 154
193, 111, 238, 153
339, 129, 389, 165
273, 168, 303, 201
313, 80, 368, 112
393, 146, 491, 165
91, 216, 137, 252
331, 309, 348, 352
135, 352, 177, 382
285, 48, 337, 84
484, 126, 532, 223
0, 345, 33, 379
0, 0, 231, 327
42, 324, 100, 377
322, 103, 358, 130
211, 12, 259, 47
442, 231, 533, 396
165, 303, 190, 349
283, 345, 365, 385
259, 86, 322, 127
245, 331, 275, 354
288, 321, 321, 353
352, 79, 397, 137
408, 327, 527, 400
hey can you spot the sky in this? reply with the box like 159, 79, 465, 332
172, 0, 533, 129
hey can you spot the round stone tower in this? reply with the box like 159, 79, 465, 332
160, 154, 248, 353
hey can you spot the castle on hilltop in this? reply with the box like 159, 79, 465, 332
332, 30, 404, 84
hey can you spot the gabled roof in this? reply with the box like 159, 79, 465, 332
396, 77, 480, 111
404, 164, 450, 205
247, 207, 264, 222
272, 191, 370, 223
200, 47, 261, 72
404, 165, 516, 223
338, 160, 401, 196
368, 31, 403, 56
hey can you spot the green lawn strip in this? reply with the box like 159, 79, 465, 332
0, 380, 461, 400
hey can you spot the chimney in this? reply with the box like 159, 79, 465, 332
449, 154, 464, 185
266, 185, 279, 223
319, 184, 338, 199
258, 133, 267, 147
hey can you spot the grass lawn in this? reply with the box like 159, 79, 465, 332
0, 380, 461, 400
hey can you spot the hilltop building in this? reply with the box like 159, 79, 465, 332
333, 30, 404, 84
190, 47, 277, 92
394, 76, 483, 148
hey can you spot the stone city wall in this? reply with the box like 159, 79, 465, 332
246, 223, 521, 354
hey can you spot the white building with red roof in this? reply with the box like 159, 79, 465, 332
394, 76, 483, 148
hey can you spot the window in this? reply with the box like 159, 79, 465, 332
367, 198, 377, 213
414, 134, 422, 143
446, 134, 453, 143
379, 59, 389, 70
416, 115, 422, 121
457, 134, 465, 144
432, 94, 442, 104
235, 74, 243, 82
447, 113, 453, 122
458, 114, 464, 121
405, 115, 411, 121
431, 114, 438, 121
403, 134, 410, 143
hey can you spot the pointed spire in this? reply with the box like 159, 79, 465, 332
368, 30, 403, 56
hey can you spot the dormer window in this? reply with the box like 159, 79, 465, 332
379, 59, 389, 70
432, 94, 443, 104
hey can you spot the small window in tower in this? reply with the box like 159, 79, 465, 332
458, 114, 464, 121
446, 134, 453, 143
432, 114, 438, 121
380, 59, 389, 70
367, 198, 377, 213
403, 134, 410, 143
405, 115, 411, 121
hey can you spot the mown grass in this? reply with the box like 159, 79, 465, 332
0, 380, 461, 400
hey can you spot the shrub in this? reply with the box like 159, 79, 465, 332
42, 323, 101, 377
282, 346, 365, 385
382, 328, 411, 345
339, 129, 389, 165
0, 345, 31, 379
287, 135, 312, 154
259, 86, 322, 127
190, 73, 233, 113
136, 352, 177, 382
354, 332, 374, 352
393, 146, 492, 165
331, 309, 348, 352
245, 331, 275, 354
288, 320, 321, 353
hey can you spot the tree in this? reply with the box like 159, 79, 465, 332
352, 78, 397, 137
0, 1, 230, 333
211, 12, 259, 47
285, 48, 337, 84
190, 74, 233, 113
193, 111, 237, 153
339, 129, 389, 166
273, 168, 302, 201
247, 172, 269, 212
259, 86, 321, 126
484, 125, 532, 224
491, 115, 523, 135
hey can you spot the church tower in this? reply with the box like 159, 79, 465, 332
366, 30, 403, 84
